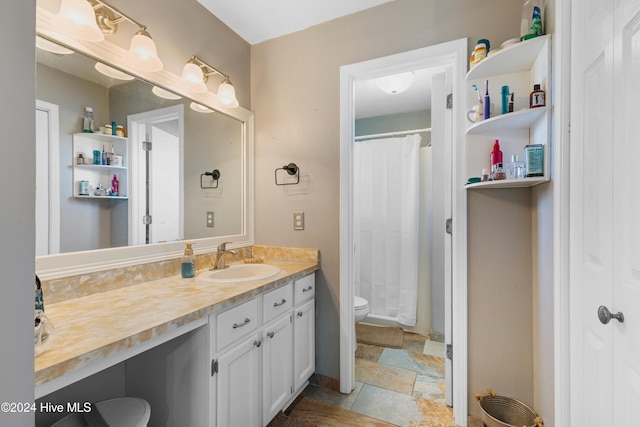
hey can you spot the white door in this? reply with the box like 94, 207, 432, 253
570, 0, 640, 425
35, 100, 60, 256
216, 335, 262, 427
293, 299, 315, 391
128, 105, 183, 245
262, 314, 293, 424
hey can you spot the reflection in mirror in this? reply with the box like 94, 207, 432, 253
35, 38, 244, 255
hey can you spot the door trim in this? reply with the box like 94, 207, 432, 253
555, 1, 572, 426
339, 38, 468, 425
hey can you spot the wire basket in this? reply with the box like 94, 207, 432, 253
475, 389, 543, 427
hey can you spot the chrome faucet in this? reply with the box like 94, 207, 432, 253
212, 242, 237, 270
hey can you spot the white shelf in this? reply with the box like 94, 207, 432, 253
74, 132, 126, 142
466, 35, 550, 81
465, 107, 547, 136
75, 194, 128, 200
465, 177, 547, 190
75, 164, 126, 171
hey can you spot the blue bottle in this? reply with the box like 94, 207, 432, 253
181, 243, 196, 278
501, 85, 510, 115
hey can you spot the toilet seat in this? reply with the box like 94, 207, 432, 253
354, 296, 368, 310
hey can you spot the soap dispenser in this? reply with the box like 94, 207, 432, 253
181, 243, 196, 278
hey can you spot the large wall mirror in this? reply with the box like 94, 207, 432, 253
35, 8, 254, 279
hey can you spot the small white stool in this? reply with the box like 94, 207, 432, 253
51, 397, 151, 427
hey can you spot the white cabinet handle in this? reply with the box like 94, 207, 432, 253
273, 298, 287, 307
232, 318, 251, 329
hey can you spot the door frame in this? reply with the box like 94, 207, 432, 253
339, 38, 468, 424
128, 104, 184, 246
555, 1, 572, 426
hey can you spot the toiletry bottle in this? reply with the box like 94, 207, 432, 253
101, 145, 107, 165
181, 243, 196, 278
501, 85, 510, 115
507, 154, 526, 179
111, 174, 119, 196
111, 121, 117, 136
483, 80, 491, 120
520, 0, 545, 41
530, 84, 545, 108
82, 107, 94, 133
524, 144, 545, 177
490, 139, 503, 176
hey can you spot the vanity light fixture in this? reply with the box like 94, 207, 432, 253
52, 0, 104, 42
376, 71, 415, 95
94, 62, 134, 81
152, 86, 182, 100
181, 55, 239, 108
51, 0, 163, 72
190, 102, 214, 114
36, 36, 74, 55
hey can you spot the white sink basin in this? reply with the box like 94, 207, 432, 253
197, 264, 281, 284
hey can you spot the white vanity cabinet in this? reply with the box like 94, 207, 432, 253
210, 272, 316, 427
72, 132, 128, 198
293, 275, 315, 392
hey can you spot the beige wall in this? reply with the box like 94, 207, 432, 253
251, 0, 523, 388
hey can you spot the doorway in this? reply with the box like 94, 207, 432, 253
339, 38, 468, 424
128, 105, 184, 245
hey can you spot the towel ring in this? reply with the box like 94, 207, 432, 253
201, 169, 220, 189
275, 163, 300, 186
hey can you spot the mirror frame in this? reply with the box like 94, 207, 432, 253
35, 7, 254, 279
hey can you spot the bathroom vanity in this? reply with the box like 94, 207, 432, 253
35, 247, 318, 427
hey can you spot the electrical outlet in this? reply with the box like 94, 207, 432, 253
293, 212, 304, 230
206, 211, 214, 228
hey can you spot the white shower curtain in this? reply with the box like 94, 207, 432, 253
354, 134, 421, 326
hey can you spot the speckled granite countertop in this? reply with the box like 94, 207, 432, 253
35, 257, 318, 388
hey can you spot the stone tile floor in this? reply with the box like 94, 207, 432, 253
285, 332, 483, 427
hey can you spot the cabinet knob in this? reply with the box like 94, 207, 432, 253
254, 339, 262, 348
267, 331, 275, 339
297, 311, 303, 317
274, 299, 287, 307
302, 286, 313, 292
598, 305, 624, 324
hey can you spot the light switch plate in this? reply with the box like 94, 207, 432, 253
293, 212, 304, 230
206, 211, 214, 228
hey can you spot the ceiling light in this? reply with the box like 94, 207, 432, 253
181, 55, 239, 108
376, 72, 415, 94
190, 102, 214, 113
126, 28, 163, 72
35, 36, 74, 55
152, 86, 182, 100
51, 0, 105, 42
94, 62, 134, 80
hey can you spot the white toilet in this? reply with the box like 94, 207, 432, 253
52, 397, 151, 427
354, 296, 369, 323
354, 296, 369, 352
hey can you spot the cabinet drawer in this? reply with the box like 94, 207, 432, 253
263, 283, 293, 324
294, 273, 315, 305
217, 298, 259, 350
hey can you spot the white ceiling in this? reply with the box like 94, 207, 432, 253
196, 0, 396, 45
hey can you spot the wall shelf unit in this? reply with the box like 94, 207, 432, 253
72, 133, 128, 199
465, 35, 551, 189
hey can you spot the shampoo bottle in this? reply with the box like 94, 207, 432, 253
181, 243, 196, 278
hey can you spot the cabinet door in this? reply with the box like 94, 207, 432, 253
216, 334, 262, 427
262, 314, 293, 425
293, 298, 315, 392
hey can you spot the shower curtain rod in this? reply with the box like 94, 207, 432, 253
354, 128, 432, 141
